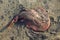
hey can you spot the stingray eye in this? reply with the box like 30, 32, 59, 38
13, 16, 19, 23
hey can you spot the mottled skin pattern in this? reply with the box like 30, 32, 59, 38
10, 7, 50, 32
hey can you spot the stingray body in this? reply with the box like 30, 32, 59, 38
13, 7, 50, 32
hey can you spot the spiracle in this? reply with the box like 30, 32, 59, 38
13, 7, 50, 32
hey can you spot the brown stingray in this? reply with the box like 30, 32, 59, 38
12, 7, 50, 32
